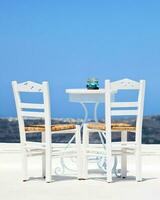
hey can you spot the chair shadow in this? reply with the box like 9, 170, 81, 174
26, 175, 77, 183
89, 175, 158, 183
25, 176, 45, 182
89, 169, 105, 174
87, 169, 158, 183
52, 175, 77, 182
24, 169, 158, 183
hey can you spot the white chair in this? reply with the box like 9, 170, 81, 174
12, 81, 82, 183
82, 79, 145, 182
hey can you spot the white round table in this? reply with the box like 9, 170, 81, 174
61, 88, 120, 177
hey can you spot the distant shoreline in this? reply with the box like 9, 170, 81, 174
0, 115, 160, 144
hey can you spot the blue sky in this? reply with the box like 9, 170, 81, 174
0, 1, 160, 118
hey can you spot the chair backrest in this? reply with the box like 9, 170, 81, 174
12, 81, 51, 144
105, 79, 145, 144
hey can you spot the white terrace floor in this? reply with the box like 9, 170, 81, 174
1, 143, 160, 200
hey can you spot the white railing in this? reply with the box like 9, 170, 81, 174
1, 143, 160, 155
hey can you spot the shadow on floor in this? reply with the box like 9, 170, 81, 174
26, 175, 77, 183
23, 168, 158, 183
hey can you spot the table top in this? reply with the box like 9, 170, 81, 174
65, 88, 105, 94
65, 88, 116, 103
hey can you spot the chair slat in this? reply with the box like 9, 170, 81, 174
111, 110, 138, 116
17, 81, 43, 92
21, 111, 45, 118
21, 103, 45, 109
111, 79, 140, 90
111, 102, 138, 108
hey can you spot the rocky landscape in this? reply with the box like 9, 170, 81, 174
0, 116, 160, 144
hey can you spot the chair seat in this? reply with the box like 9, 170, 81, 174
87, 123, 136, 131
25, 124, 76, 133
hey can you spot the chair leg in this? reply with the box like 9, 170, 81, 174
75, 125, 82, 179
45, 144, 52, 183
42, 132, 46, 178
106, 152, 112, 182
121, 131, 127, 178
42, 153, 46, 178
136, 147, 142, 182
106, 133, 112, 183
45, 153, 52, 182
22, 148, 28, 181
121, 149, 127, 178
82, 124, 89, 179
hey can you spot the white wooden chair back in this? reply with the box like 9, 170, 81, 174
12, 81, 51, 144
105, 79, 145, 143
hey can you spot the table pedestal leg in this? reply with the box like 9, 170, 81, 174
55, 102, 88, 175
55, 101, 120, 177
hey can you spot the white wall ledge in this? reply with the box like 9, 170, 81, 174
1, 143, 160, 155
